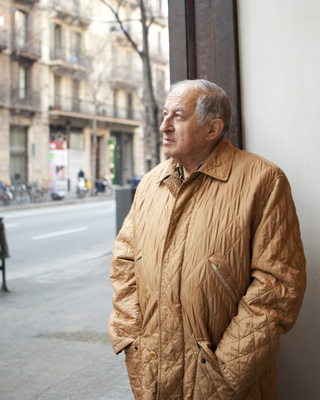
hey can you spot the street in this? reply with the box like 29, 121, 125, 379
0, 200, 134, 400
2, 201, 116, 279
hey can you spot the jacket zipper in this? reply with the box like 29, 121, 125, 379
209, 260, 238, 304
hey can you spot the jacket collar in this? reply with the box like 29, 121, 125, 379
157, 137, 236, 185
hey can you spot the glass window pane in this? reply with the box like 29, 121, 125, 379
10, 126, 27, 152
19, 66, 26, 100
10, 126, 27, 184
15, 10, 26, 47
70, 132, 84, 150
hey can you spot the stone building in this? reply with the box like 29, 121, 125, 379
0, 0, 169, 192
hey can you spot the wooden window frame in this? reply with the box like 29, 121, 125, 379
168, 0, 242, 148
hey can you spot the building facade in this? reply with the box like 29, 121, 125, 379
0, 0, 169, 192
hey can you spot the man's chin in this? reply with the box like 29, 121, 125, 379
163, 148, 173, 158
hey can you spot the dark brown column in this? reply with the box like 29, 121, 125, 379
168, 0, 242, 148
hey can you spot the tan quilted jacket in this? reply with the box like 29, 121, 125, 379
109, 137, 306, 400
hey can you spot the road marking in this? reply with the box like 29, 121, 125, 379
31, 227, 88, 240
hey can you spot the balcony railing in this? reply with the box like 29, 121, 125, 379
0, 84, 9, 107
0, 28, 8, 51
149, 43, 169, 64
49, 95, 142, 121
146, 4, 167, 26
50, 47, 91, 69
109, 65, 143, 89
15, 0, 40, 4
12, 33, 41, 60
50, 0, 92, 24
11, 89, 41, 111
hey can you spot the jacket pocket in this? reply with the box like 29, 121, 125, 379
194, 340, 233, 399
124, 336, 142, 395
135, 254, 142, 276
194, 340, 239, 399
209, 259, 238, 305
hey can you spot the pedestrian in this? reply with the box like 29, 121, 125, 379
109, 79, 306, 399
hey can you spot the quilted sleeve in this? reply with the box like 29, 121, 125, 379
109, 201, 142, 355
215, 173, 306, 393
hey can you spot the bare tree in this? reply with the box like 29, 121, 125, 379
100, 0, 165, 169
84, 37, 112, 195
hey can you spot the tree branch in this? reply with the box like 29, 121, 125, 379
100, 0, 142, 58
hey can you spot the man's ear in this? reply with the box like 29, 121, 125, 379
207, 119, 224, 142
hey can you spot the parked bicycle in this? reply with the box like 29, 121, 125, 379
0, 181, 50, 206
0, 181, 13, 206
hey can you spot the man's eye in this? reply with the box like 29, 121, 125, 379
175, 113, 182, 119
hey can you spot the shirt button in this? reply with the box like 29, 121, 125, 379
149, 351, 158, 359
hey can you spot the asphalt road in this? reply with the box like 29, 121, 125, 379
0, 200, 134, 400
1, 200, 117, 280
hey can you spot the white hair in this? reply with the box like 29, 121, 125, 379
170, 79, 232, 134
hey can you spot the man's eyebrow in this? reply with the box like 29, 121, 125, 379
162, 106, 187, 114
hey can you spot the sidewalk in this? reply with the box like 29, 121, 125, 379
0, 190, 135, 400
0, 254, 134, 400
0, 189, 115, 213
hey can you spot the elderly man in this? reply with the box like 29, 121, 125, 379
109, 80, 306, 399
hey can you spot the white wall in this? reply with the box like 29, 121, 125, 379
237, 1, 320, 398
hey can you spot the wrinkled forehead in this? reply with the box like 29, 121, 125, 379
164, 85, 201, 114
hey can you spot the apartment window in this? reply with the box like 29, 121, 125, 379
72, 80, 80, 112
157, 31, 162, 55
15, 10, 26, 48
125, 8, 132, 34
127, 92, 133, 119
70, 132, 84, 150
54, 75, 61, 107
10, 125, 28, 184
54, 24, 62, 47
156, 68, 165, 97
113, 91, 118, 118
71, 31, 81, 62
54, 24, 63, 59
112, 45, 118, 70
19, 65, 27, 100
73, 0, 80, 10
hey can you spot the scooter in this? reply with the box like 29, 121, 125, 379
50, 180, 66, 200
95, 176, 114, 197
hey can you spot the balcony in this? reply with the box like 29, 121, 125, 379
109, 24, 142, 47
12, 33, 41, 61
49, 0, 92, 28
145, 4, 167, 27
0, 28, 8, 51
0, 84, 9, 108
49, 95, 142, 123
109, 65, 143, 90
149, 43, 169, 65
11, 89, 40, 112
14, 0, 40, 8
49, 47, 91, 77
15, 0, 40, 4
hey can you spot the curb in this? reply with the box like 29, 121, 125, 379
0, 193, 115, 213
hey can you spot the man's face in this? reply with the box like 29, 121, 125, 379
160, 85, 211, 165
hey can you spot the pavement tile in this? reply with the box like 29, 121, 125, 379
0, 252, 134, 400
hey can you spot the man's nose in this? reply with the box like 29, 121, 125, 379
160, 116, 173, 133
